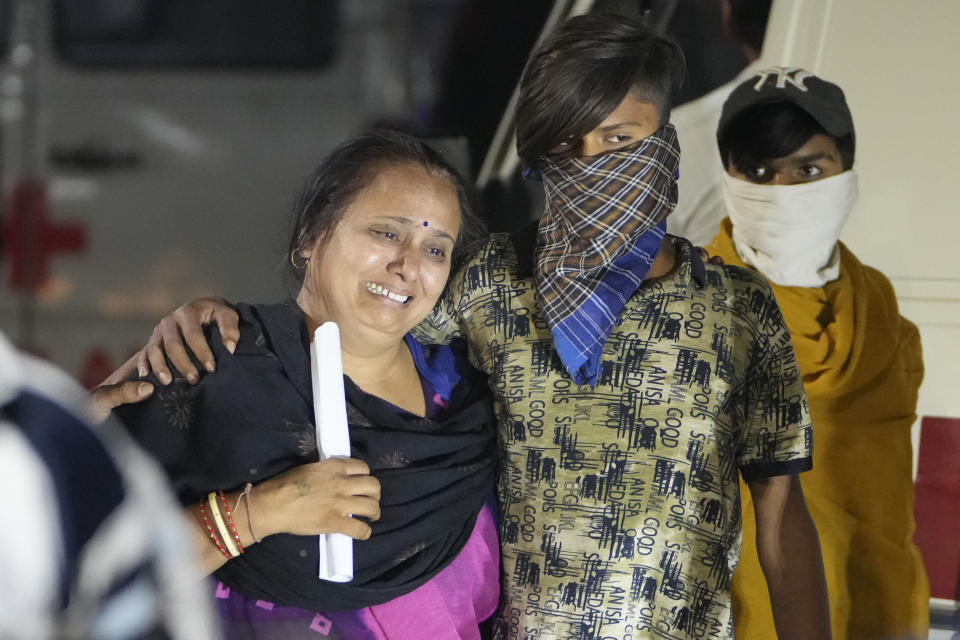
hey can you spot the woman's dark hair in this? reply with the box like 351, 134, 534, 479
718, 101, 855, 173
515, 13, 685, 167
287, 129, 484, 283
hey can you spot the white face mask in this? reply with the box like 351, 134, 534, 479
721, 170, 859, 287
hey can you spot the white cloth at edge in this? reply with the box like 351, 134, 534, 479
0, 330, 221, 640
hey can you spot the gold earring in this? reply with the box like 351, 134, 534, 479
290, 250, 309, 270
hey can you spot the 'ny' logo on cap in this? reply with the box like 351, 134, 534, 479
752, 67, 813, 92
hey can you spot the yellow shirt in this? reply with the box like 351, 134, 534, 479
707, 217, 929, 639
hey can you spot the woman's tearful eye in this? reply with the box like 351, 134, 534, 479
424, 242, 452, 262
371, 227, 399, 241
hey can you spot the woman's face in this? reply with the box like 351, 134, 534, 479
297, 163, 461, 347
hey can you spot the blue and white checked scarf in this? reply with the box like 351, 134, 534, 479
535, 124, 680, 386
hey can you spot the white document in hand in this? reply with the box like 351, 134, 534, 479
310, 322, 354, 582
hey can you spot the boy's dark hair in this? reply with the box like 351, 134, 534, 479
718, 101, 855, 173
515, 13, 685, 167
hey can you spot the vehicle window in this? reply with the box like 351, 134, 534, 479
54, 0, 337, 68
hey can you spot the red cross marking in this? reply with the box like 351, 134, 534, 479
2, 180, 87, 292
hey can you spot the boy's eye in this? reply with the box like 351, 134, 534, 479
799, 165, 823, 178
744, 165, 773, 183
605, 134, 632, 145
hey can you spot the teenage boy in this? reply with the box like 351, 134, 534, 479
705, 67, 929, 640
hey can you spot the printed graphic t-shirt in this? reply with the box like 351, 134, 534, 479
415, 233, 812, 640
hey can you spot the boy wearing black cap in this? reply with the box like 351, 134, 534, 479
706, 67, 929, 639
713, 67, 856, 288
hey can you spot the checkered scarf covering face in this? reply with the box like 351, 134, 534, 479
534, 124, 680, 385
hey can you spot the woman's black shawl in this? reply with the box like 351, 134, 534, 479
113, 301, 495, 611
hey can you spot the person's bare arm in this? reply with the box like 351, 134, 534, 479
93, 247, 719, 416
748, 473, 831, 640
188, 458, 381, 574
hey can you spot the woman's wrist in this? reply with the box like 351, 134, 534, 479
233, 483, 263, 544
196, 483, 268, 560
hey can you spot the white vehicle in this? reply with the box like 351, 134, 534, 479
0, 0, 540, 381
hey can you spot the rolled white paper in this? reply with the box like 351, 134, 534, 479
310, 322, 354, 582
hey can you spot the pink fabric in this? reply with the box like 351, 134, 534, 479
212, 503, 499, 638
354, 502, 500, 639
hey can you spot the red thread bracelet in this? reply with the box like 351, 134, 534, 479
218, 490, 245, 554
199, 501, 231, 559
